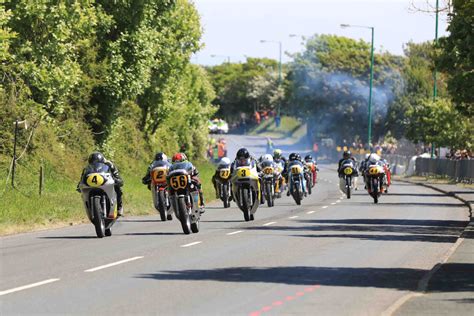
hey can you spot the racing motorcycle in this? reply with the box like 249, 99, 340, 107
339, 159, 356, 199
150, 162, 171, 221
261, 160, 276, 207
79, 162, 118, 238
215, 165, 232, 208
288, 162, 305, 205
231, 165, 260, 221
365, 162, 385, 204
274, 160, 286, 198
382, 160, 391, 193
167, 162, 202, 234
305, 160, 318, 186
303, 165, 313, 195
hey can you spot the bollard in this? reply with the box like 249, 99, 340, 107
39, 165, 44, 196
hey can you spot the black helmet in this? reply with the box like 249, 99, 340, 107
88, 152, 105, 164
236, 148, 250, 160
155, 152, 167, 161
305, 155, 313, 161
289, 153, 298, 161
296, 154, 302, 161
343, 150, 351, 159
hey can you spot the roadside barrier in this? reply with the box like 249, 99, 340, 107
415, 158, 474, 183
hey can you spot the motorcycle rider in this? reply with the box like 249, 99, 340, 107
141, 152, 170, 190
171, 152, 205, 209
286, 153, 307, 196
212, 157, 232, 199
338, 150, 358, 176
364, 153, 386, 189
77, 152, 124, 216
230, 148, 260, 173
304, 154, 319, 186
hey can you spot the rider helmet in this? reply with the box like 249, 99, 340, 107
273, 149, 282, 159
343, 150, 351, 159
88, 152, 105, 164
289, 153, 298, 161
218, 157, 231, 166
155, 152, 167, 161
172, 152, 187, 163
304, 155, 313, 162
368, 153, 381, 164
262, 154, 273, 162
236, 148, 250, 160
296, 154, 302, 161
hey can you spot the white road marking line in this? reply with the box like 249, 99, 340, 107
322, 206, 329, 209
262, 221, 277, 226
331, 202, 337, 205
85, 256, 144, 272
289, 216, 299, 219
180, 241, 202, 248
226, 230, 243, 236
336, 200, 341, 203
306, 211, 315, 214
0, 278, 60, 296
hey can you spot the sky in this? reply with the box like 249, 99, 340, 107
192, 0, 449, 65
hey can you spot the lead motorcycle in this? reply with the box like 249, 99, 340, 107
150, 162, 171, 221
288, 161, 306, 205
79, 162, 118, 238
365, 162, 385, 203
167, 162, 202, 234
231, 165, 260, 221
261, 160, 276, 207
339, 159, 356, 199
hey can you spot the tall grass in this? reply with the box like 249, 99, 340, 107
0, 161, 217, 235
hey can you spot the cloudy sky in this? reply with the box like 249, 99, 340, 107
192, 0, 449, 65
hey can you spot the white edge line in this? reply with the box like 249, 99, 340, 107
322, 206, 329, 209
262, 221, 277, 226
289, 216, 299, 219
0, 278, 60, 296
85, 256, 144, 272
180, 241, 202, 248
226, 230, 243, 236
306, 211, 315, 214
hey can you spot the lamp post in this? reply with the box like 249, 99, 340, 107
431, 0, 439, 158
210, 54, 231, 63
340, 24, 375, 151
260, 40, 282, 126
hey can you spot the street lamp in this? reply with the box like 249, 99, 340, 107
340, 24, 375, 150
260, 40, 282, 125
210, 54, 230, 63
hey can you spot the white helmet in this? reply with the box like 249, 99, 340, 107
368, 153, 381, 164
262, 154, 273, 162
364, 153, 370, 160
219, 157, 231, 166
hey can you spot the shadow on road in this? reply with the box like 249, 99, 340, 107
39, 236, 97, 239
124, 232, 182, 236
428, 263, 474, 292
137, 266, 425, 291
242, 218, 467, 243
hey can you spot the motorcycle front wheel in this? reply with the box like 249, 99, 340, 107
92, 196, 105, 238
178, 196, 191, 234
157, 190, 168, 221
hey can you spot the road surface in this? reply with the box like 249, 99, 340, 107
0, 135, 470, 315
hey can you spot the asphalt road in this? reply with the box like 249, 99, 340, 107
0, 136, 470, 315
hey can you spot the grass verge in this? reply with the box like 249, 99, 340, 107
249, 116, 306, 139
0, 161, 217, 235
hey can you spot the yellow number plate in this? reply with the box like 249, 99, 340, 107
236, 167, 251, 178
170, 175, 188, 190
369, 167, 379, 175
263, 167, 274, 175
86, 173, 105, 187
219, 169, 231, 179
151, 167, 168, 183
344, 167, 353, 175
291, 166, 302, 174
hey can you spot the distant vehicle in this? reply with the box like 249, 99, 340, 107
209, 118, 229, 134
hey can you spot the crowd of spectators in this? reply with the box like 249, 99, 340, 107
446, 149, 473, 160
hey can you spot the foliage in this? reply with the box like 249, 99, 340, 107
406, 98, 473, 149
436, 0, 474, 116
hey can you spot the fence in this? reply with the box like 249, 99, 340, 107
415, 158, 474, 183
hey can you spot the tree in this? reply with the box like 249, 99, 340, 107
436, 0, 474, 116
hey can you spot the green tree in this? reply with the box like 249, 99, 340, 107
436, 0, 474, 115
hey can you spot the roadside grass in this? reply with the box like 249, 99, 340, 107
249, 116, 306, 139
0, 161, 216, 235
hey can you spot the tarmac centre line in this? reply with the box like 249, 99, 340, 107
85, 256, 144, 272
288, 216, 299, 219
306, 211, 315, 214
226, 230, 243, 236
0, 278, 60, 296
331, 202, 337, 205
262, 222, 277, 226
180, 241, 202, 248
321, 206, 329, 209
